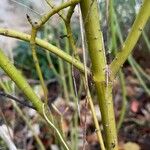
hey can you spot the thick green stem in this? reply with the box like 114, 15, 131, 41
80, 0, 118, 149
95, 82, 118, 150
0, 49, 43, 113
0, 49, 70, 150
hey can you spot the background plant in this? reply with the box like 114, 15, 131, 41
0, 0, 150, 150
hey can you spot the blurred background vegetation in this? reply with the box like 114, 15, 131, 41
0, 0, 150, 149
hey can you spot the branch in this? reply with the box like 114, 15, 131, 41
0, 49, 43, 113
65, 5, 78, 57
0, 91, 35, 109
0, 28, 90, 74
110, 0, 150, 80
37, 0, 80, 27
0, 49, 71, 150
27, 15, 48, 101
45, 0, 66, 20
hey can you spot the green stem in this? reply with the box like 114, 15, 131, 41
0, 49, 43, 113
13, 103, 45, 150
128, 56, 150, 96
80, 0, 118, 149
58, 57, 70, 102
132, 58, 150, 81
30, 27, 48, 101
43, 26, 60, 78
38, 0, 80, 27
65, 6, 79, 149
117, 71, 127, 131
110, 0, 150, 80
85, 82, 105, 150
0, 28, 89, 74
0, 79, 8, 92
0, 49, 69, 150
109, 0, 127, 132
113, 7, 150, 97
142, 31, 150, 52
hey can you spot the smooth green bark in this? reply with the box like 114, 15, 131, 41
80, 0, 118, 149
110, 0, 150, 80
0, 28, 89, 74
0, 49, 70, 150
0, 49, 43, 113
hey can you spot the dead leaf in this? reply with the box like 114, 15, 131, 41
124, 142, 140, 150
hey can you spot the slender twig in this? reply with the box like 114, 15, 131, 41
37, 0, 80, 28
0, 80, 45, 150
13, 103, 45, 150
142, 30, 150, 52
65, 5, 78, 58
117, 71, 127, 131
44, 0, 66, 20
79, 7, 88, 149
43, 104, 71, 150
109, 0, 127, 132
0, 91, 35, 109
27, 21, 48, 101
128, 56, 150, 96
132, 58, 150, 81
64, 5, 80, 150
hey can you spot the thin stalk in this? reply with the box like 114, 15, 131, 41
63, 28, 75, 99
64, 6, 79, 149
109, 0, 127, 132
37, 0, 80, 27
57, 38, 70, 102
58, 57, 70, 102
65, 5, 78, 58
30, 27, 48, 101
0, 79, 8, 92
44, 26, 60, 78
64, 4, 80, 101
128, 56, 150, 96
132, 58, 150, 81
43, 104, 71, 150
117, 71, 127, 131
13, 103, 46, 150
87, 88, 105, 150
46, 51, 60, 77
0, 76, 45, 150
142, 30, 150, 52
44, 0, 66, 22
59, 22, 75, 98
